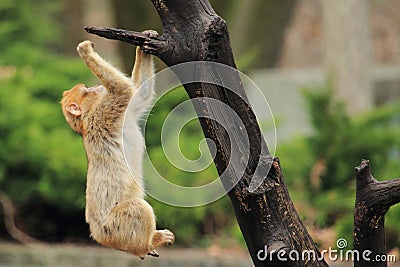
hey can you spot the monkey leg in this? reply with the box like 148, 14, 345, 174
99, 198, 157, 257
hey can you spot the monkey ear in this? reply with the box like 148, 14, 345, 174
66, 102, 82, 116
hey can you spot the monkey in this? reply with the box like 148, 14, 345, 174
60, 31, 174, 259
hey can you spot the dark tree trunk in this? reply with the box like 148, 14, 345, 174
354, 160, 400, 267
85, 0, 400, 266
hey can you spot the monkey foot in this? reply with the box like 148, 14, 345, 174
156, 229, 175, 246
148, 250, 159, 257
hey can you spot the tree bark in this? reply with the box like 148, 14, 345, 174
85, 0, 327, 266
354, 160, 400, 267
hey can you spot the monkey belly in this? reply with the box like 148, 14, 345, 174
92, 198, 156, 256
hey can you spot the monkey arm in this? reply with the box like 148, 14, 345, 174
132, 47, 153, 90
131, 30, 157, 88
77, 41, 133, 96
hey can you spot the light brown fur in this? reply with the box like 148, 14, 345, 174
60, 34, 174, 258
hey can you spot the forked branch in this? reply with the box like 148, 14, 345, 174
354, 159, 400, 267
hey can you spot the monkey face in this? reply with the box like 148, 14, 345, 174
61, 83, 106, 134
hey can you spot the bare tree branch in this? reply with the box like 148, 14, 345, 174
354, 159, 400, 267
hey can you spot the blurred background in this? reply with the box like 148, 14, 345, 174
0, 0, 400, 266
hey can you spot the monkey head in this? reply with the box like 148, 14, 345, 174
61, 83, 106, 135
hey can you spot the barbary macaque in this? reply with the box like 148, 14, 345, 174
60, 31, 174, 258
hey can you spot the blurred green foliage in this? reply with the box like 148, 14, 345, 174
0, 0, 61, 49
0, 0, 91, 211
278, 87, 400, 248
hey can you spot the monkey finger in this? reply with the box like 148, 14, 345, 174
141, 45, 158, 55
142, 30, 159, 38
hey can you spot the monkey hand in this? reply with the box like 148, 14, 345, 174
139, 30, 159, 56
77, 40, 95, 58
